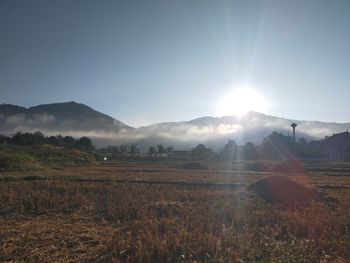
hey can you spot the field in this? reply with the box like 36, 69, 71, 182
1, 160, 350, 262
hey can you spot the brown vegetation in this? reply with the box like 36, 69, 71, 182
267, 159, 305, 174
0, 161, 350, 262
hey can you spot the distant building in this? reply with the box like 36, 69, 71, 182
323, 131, 350, 160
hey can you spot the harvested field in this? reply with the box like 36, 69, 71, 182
1, 160, 350, 262
267, 159, 305, 174
181, 161, 206, 170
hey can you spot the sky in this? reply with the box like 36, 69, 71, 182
1, 0, 350, 127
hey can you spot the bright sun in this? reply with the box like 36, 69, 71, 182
217, 87, 267, 117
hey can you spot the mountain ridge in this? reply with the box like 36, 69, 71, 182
1, 101, 129, 126
1, 101, 350, 149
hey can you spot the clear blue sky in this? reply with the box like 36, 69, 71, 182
1, 0, 349, 127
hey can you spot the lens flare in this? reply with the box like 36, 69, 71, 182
217, 87, 267, 117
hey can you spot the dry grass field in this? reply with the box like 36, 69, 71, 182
1, 160, 350, 262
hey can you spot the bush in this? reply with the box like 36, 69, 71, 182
0, 151, 43, 171
0, 144, 96, 171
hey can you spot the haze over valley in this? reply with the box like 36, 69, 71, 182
1, 101, 349, 150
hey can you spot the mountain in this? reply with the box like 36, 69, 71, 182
1, 102, 350, 149
28, 102, 117, 122
134, 112, 350, 150
0, 102, 133, 142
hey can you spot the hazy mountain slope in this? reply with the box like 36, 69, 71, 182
1, 102, 350, 149
27, 102, 116, 122
135, 112, 350, 150
0, 102, 133, 139
0, 104, 27, 116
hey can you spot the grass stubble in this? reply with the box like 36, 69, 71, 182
0, 162, 350, 262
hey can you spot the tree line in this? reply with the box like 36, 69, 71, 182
217, 131, 349, 161
99, 144, 174, 159
0, 131, 94, 152
2, 130, 347, 161
89, 131, 347, 161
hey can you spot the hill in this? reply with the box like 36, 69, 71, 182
0, 102, 133, 142
1, 102, 350, 149
0, 144, 96, 171
135, 112, 350, 150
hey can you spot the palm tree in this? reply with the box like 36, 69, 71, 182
146, 146, 157, 158
128, 144, 139, 157
111, 146, 118, 154
119, 144, 128, 156
156, 144, 166, 159
166, 145, 174, 158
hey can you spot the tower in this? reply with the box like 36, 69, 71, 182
291, 123, 297, 142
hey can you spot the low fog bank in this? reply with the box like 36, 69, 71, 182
1, 111, 350, 150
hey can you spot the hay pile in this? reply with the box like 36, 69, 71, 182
248, 175, 319, 207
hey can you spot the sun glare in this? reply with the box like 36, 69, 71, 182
217, 87, 267, 117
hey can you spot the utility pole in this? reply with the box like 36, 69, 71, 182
291, 123, 297, 143
208, 125, 211, 149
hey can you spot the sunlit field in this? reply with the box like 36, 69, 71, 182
1, 161, 350, 262
2, 0, 350, 262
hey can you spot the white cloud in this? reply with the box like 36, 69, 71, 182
6, 114, 26, 125
33, 113, 55, 124
216, 124, 242, 134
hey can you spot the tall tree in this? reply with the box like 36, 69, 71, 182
166, 145, 174, 158
119, 145, 128, 156
192, 144, 211, 160
261, 132, 294, 160
146, 146, 157, 158
77, 136, 94, 152
219, 140, 238, 161
128, 144, 139, 157
11, 131, 24, 145
156, 144, 166, 159
243, 142, 257, 160
32, 131, 46, 145
62, 136, 76, 148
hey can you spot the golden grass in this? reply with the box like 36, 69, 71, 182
0, 216, 113, 262
1, 161, 350, 262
